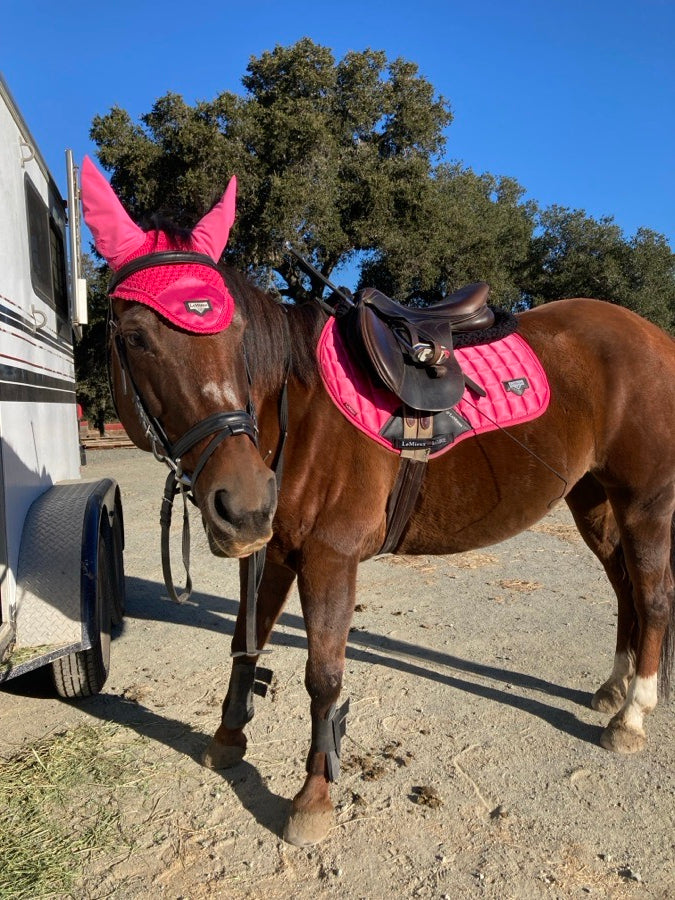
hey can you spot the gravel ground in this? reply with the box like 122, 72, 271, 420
0, 447, 673, 899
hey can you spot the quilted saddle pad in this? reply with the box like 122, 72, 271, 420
317, 317, 550, 459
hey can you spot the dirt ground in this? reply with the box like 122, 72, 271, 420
1, 447, 674, 899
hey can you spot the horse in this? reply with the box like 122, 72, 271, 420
80, 158, 675, 847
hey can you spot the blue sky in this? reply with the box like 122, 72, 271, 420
2, 0, 673, 250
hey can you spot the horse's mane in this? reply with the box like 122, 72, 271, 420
140, 214, 193, 245
223, 266, 324, 391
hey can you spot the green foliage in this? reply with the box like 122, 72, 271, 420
91, 38, 452, 302
359, 164, 536, 308
74, 258, 116, 429
522, 207, 675, 330
86, 36, 674, 342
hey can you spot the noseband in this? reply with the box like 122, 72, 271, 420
107, 252, 289, 657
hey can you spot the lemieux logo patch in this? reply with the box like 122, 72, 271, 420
185, 299, 213, 316
503, 377, 530, 396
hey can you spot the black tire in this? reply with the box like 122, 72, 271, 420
51, 521, 113, 698
110, 503, 126, 625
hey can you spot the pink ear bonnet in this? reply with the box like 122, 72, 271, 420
80, 156, 236, 333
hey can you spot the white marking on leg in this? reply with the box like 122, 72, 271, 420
596, 650, 634, 703
608, 650, 635, 688
621, 673, 658, 732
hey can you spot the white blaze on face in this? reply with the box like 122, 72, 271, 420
202, 380, 239, 406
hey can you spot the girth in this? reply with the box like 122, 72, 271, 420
284, 246, 492, 556
336, 287, 491, 554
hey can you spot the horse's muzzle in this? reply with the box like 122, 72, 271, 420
202, 472, 277, 558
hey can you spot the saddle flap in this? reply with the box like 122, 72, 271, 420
344, 300, 466, 413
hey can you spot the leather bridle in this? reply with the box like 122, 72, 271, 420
109, 249, 224, 292
112, 316, 259, 473
107, 251, 289, 657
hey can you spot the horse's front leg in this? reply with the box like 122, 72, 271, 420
203, 556, 296, 769
283, 545, 357, 847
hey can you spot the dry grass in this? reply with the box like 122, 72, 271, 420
0, 646, 57, 676
497, 579, 542, 593
383, 555, 438, 573
0, 723, 135, 899
528, 521, 582, 544
448, 552, 500, 569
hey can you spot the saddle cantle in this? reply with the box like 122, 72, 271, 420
339, 283, 495, 413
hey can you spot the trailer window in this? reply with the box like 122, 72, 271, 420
24, 175, 69, 320
25, 176, 53, 302
49, 218, 68, 319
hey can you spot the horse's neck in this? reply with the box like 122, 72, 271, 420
244, 295, 325, 431
286, 302, 326, 384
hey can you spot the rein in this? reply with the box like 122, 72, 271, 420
108, 253, 290, 658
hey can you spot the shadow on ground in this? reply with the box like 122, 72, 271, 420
1, 572, 603, 837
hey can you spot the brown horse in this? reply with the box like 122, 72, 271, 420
82, 163, 675, 847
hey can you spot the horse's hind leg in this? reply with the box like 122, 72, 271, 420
565, 474, 637, 713
203, 557, 296, 769
600, 487, 675, 753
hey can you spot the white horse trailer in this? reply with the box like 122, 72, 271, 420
0, 74, 124, 697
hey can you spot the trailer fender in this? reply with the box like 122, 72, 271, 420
10, 478, 125, 695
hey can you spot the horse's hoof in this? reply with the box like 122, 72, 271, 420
591, 683, 625, 714
600, 719, 646, 754
202, 739, 246, 770
283, 805, 334, 846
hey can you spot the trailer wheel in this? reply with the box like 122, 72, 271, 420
51, 521, 113, 698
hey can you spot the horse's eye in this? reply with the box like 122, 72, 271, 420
124, 331, 147, 351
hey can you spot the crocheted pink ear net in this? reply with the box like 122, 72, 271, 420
80, 156, 237, 333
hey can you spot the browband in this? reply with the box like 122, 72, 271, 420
108, 251, 224, 294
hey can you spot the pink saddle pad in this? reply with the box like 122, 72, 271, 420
317, 317, 550, 459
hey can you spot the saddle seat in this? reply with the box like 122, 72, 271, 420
340, 282, 494, 413
360, 281, 494, 333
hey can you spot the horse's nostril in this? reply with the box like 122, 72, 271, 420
265, 473, 277, 509
213, 489, 231, 522
212, 481, 276, 529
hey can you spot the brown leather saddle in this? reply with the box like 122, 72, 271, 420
285, 244, 497, 553
334, 281, 496, 554
339, 282, 494, 412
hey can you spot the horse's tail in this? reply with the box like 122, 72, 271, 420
660, 514, 675, 698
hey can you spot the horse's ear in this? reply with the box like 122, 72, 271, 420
80, 156, 146, 268
191, 176, 237, 262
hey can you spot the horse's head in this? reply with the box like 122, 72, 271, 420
81, 157, 277, 558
